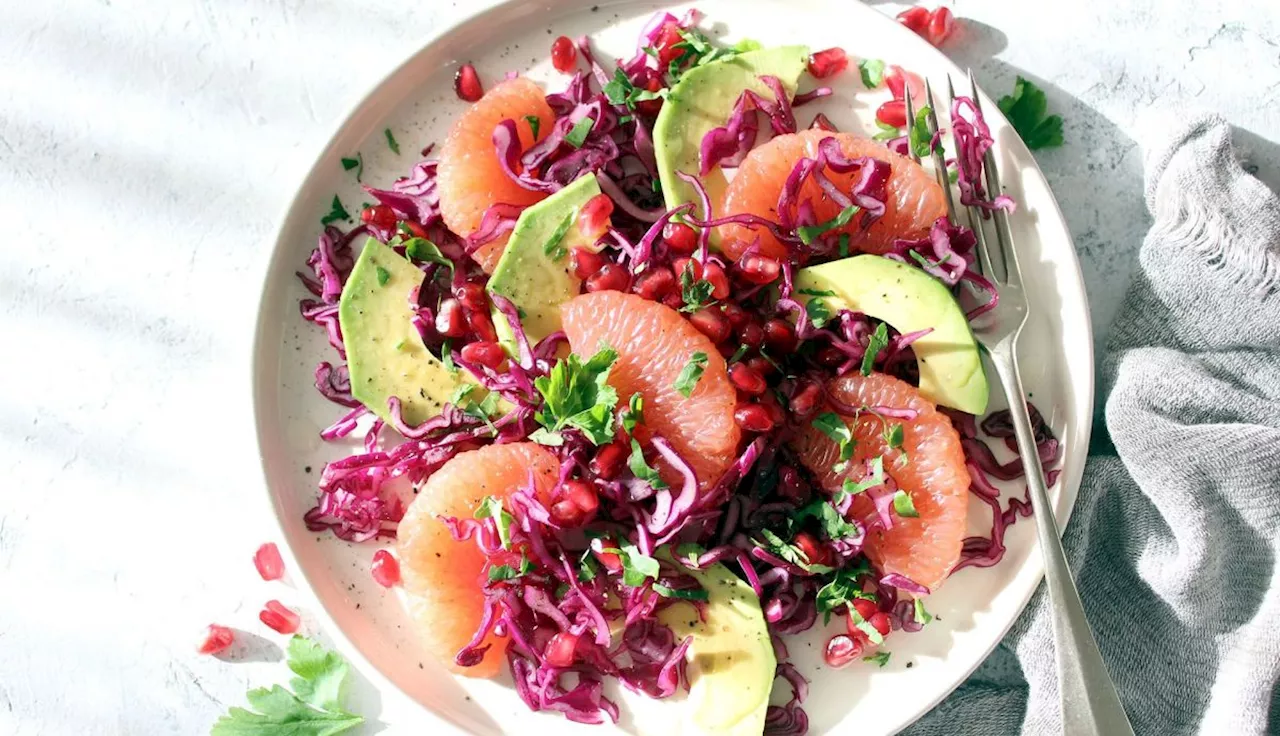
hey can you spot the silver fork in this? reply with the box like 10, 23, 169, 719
906, 74, 1135, 736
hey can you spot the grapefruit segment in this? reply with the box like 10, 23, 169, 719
396, 442, 559, 677
790, 372, 969, 591
437, 77, 556, 273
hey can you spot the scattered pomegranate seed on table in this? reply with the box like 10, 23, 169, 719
259, 600, 301, 635
197, 624, 236, 655
550, 35, 577, 73
454, 63, 484, 102
876, 99, 908, 128
253, 542, 284, 581
896, 6, 931, 34
824, 634, 863, 668
926, 7, 956, 46
371, 549, 401, 588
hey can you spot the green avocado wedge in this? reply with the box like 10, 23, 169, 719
657, 548, 776, 736
654, 45, 810, 217
486, 173, 603, 351
795, 255, 989, 414
338, 238, 473, 426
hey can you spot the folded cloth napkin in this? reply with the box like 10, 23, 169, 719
906, 114, 1280, 735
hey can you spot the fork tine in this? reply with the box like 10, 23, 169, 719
946, 74, 996, 281
903, 84, 920, 165
968, 69, 1020, 284
922, 79, 958, 225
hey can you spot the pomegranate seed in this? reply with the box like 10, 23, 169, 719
455, 63, 484, 102
360, 205, 398, 231
760, 392, 786, 424
550, 35, 577, 73
689, 308, 731, 343
551, 499, 585, 527
869, 611, 893, 637
594, 538, 623, 572
673, 257, 700, 282
896, 6, 931, 34
371, 549, 400, 588
586, 263, 630, 292
789, 380, 823, 417
662, 291, 685, 310
455, 282, 489, 313
400, 220, 428, 238
636, 77, 664, 117
663, 221, 698, 254
634, 267, 677, 301
197, 624, 236, 655
545, 631, 580, 667
461, 340, 506, 370
720, 302, 749, 330
816, 346, 848, 367
777, 465, 810, 505
807, 47, 849, 79
734, 402, 774, 433
739, 321, 765, 349
654, 21, 685, 67
435, 298, 468, 338
590, 442, 627, 479
763, 319, 798, 354
851, 598, 879, 622
729, 362, 767, 396
571, 247, 607, 280
259, 600, 301, 635
824, 634, 863, 668
737, 253, 781, 285
876, 99, 908, 129
467, 309, 499, 343
578, 193, 614, 241
794, 532, 833, 567
747, 355, 776, 378
926, 7, 956, 46
253, 542, 285, 581
885, 65, 925, 103
561, 479, 599, 517
701, 261, 731, 299
718, 342, 739, 359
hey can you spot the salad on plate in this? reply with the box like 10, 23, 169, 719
294, 9, 1060, 734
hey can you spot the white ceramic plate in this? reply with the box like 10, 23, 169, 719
252, 1, 1094, 733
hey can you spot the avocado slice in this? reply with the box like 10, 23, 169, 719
486, 173, 603, 350
658, 549, 776, 736
339, 238, 472, 426
654, 46, 810, 215
795, 254, 989, 414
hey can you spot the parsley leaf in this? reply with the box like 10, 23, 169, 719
375, 266, 391, 286
620, 393, 644, 435
673, 352, 708, 397
908, 104, 933, 159
798, 287, 837, 297
441, 339, 458, 376
872, 119, 900, 142
474, 496, 515, 549
384, 127, 400, 155
795, 498, 861, 541
858, 58, 886, 88
796, 204, 859, 245
543, 212, 575, 261
914, 597, 934, 626
653, 583, 710, 601
340, 153, 363, 181
837, 456, 886, 502
757, 528, 834, 574
603, 67, 665, 109
884, 423, 905, 451
892, 489, 920, 518
861, 322, 889, 376
679, 261, 716, 313
628, 438, 669, 490
997, 76, 1064, 151
806, 298, 833, 329
812, 412, 855, 471
618, 541, 661, 587
864, 651, 892, 667
532, 345, 620, 445
405, 238, 453, 271
564, 116, 595, 149
488, 553, 534, 582
320, 195, 351, 225
524, 115, 541, 140
838, 233, 851, 258
211, 636, 363, 736
814, 560, 873, 623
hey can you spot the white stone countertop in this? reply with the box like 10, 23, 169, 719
1, 0, 1276, 733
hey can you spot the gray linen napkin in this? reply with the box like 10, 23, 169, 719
905, 114, 1280, 735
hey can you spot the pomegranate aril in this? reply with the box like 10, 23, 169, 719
734, 402, 774, 433
926, 7, 956, 46
738, 321, 765, 349
561, 479, 599, 517
759, 392, 786, 425
400, 220, 428, 239
885, 65, 926, 103
807, 47, 849, 79
662, 291, 685, 310
851, 598, 879, 622
551, 499, 585, 527
824, 634, 863, 668
789, 380, 823, 417
720, 303, 749, 330
590, 442, 627, 479
594, 538, 623, 572
763, 319, 798, 354
747, 355, 776, 378
737, 253, 781, 285
571, 247, 607, 280
586, 263, 630, 292
876, 100, 908, 129
551, 35, 578, 73
896, 6, 931, 34
702, 262, 731, 299
663, 221, 698, 254
455, 63, 484, 102
260, 600, 301, 635
545, 631, 580, 668
636, 77, 664, 117
461, 340, 506, 370
455, 282, 489, 312
673, 257, 701, 282
371, 549, 400, 588
689, 308, 731, 343
729, 362, 767, 396
634, 267, 677, 301
654, 21, 685, 67
467, 309, 499, 343
360, 205, 398, 231
869, 611, 893, 637
816, 346, 847, 367
197, 624, 236, 655
435, 298, 468, 338
253, 542, 285, 581
578, 193, 614, 240
794, 531, 833, 567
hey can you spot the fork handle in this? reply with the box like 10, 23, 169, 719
987, 351, 1135, 736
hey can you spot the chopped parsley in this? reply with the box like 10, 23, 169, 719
796, 204, 859, 245
798, 287, 837, 297
673, 351, 708, 397
997, 76, 1064, 150
812, 412, 855, 471
321, 195, 352, 225
858, 58, 886, 88
374, 266, 391, 286
384, 127, 400, 155
603, 67, 665, 109
679, 261, 716, 312
892, 489, 920, 518
861, 322, 889, 375
757, 528, 834, 574
795, 498, 861, 542
618, 541, 661, 587
441, 339, 458, 376
838, 233, 851, 258
405, 238, 453, 271
488, 553, 534, 582
805, 298, 834, 329
340, 152, 363, 181
838, 455, 886, 502
628, 438, 669, 490
531, 345, 620, 445
884, 423, 905, 451
652, 583, 710, 601
909, 104, 933, 159
728, 344, 750, 364
872, 119, 900, 142
524, 115, 541, 139
543, 211, 575, 261
473, 495, 515, 549
914, 597, 934, 626
814, 560, 874, 623
864, 651, 892, 667
620, 393, 644, 435
564, 116, 595, 149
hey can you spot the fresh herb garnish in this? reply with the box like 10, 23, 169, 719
909, 105, 933, 159
375, 266, 391, 286
795, 498, 861, 542
564, 116, 596, 149
603, 67, 665, 109
543, 212, 575, 261
847, 598, 886, 645
872, 119, 900, 142
797, 204, 859, 245
798, 287, 837, 297
441, 339, 458, 376
489, 553, 534, 582
531, 345, 619, 445
321, 195, 351, 225
211, 635, 363, 736
728, 344, 750, 364
892, 489, 920, 518
652, 583, 710, 601
679, 261, 716, 312
340, 152, 363, 181
837, 455, 886, 502
620, 393, 644, 435
865, 651, 892, 667
814, 560, 874, 623
838, 233, 851, 258
861, 322, 889, 375
997, 76, 1064, 150
914, 597, 934, 626
618, 541, 661, 587
474, 495, 515, 549
524, 115, 541, 139
405, 238, 453, 271
673, 351, 708, 397
628, 438, 669, 490
758, 528, 834, 574
858, 58, 886, 88
812, 412, 855, 471
805, 298, 833, 329
384, 128, 400, 155
884, 423, 905, 451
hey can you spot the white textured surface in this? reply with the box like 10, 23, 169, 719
0, 1, 1275, 734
